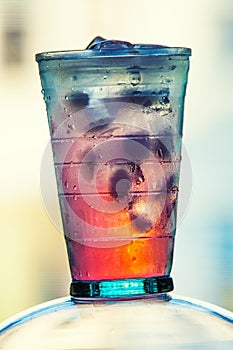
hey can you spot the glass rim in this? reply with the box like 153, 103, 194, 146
35, 47, 191, 62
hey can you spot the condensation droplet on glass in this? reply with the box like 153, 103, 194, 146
73, 185, 77, 190
129, 70, 141, 86
164, 78, 172, 84
68, 123, 75, 130
50, 119, 56, 135
160, 78, 173, 84
141, 107, 152, 114
136, 177, 144, 185
169, 65, 176, 70
65, 96, 69, 100
156, 148, 163, 158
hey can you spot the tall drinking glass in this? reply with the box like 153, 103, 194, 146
36, 38, 191, 299
1, 39, 233, 350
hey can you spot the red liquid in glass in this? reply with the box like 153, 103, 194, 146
57, 136, 178, 281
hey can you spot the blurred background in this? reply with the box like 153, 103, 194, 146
0, 0, 233, 322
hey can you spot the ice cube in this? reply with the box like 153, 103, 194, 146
87, 38, 132, 50
86, 36, 106, 49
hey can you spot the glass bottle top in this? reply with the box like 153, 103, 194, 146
0, 295, 232, 349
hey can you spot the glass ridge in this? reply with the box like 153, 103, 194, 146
36, 47, 191, 62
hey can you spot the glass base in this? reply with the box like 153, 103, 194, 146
70, 275, 173, 299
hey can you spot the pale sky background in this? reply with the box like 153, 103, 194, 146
0, 0, 233, 321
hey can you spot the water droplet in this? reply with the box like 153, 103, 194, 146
151, 95, 172, 116
67, 122, 75, 130
128, 68, 141, 86
73, 185, 77, 190
64, 181, 69, 189
136, 177, 144, 185
141, 107, 152, 114
168, 65, 176, 70
160, 96, 170, 105
156, 148, 163, 158
41, 89, 45, 95
160, 77, 173, 84
164, 78, 172, 83
65, 95, 69, 100
103, 75, 107, 80
50, 119, 56, 135
132, 256, 136, 263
